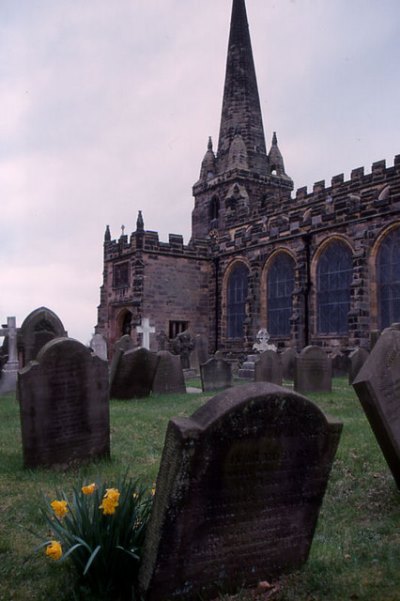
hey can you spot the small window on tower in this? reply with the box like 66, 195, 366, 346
113, 262, 129, 288
169, 321, 189, 339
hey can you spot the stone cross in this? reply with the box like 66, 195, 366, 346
0, 316, 19, 395
0, 317, 18, 365
136, 318, 155, 350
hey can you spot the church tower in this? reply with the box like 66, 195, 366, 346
191, 0, 293, 241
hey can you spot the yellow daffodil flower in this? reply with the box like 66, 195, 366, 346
50, 500, 68, 519
99, 488, 120, 515
81, 483, 96, 495
45, 540, 62, 561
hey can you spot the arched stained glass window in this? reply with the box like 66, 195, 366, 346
317, 241, 352, 334
227, 263, 249, 338
377, 228, 400, 329
267, 253, 295, 336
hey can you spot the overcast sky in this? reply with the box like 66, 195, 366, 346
1, 0, 399, 344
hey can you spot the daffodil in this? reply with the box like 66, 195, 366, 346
82, 483, 96, 495
50, 500, 68, 519
99, 488, 120, 515
45, 540, 62, 561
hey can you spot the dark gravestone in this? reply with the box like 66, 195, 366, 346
353, 327, 400, 489
200, 357, 232, 392
255, 350, 283, 385
153, 351, 186, 395
294, 346, 332, 394
195, 334, 209, 367
348, 347, 369, 384
172, 330, 195, 369
281, 348, 297, 380
330, 351, 350, 377
18, 338, 110, 469
110, 347, 159, 399
19, 306, 67, 366
109, 334, 135, 384
139, 382, 342, 601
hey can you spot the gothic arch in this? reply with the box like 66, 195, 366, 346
221, 258, 250, 340
260, 248, 296, 337
311, 236, 354, 336
370, 222, 400, 330
116, 308, 133, 337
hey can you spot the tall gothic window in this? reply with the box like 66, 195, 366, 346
317, 241, 352, 334
227, 263, 249, 338
377, 228, 400, 329
267, 253, 295, 336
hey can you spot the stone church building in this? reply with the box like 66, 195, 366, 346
96, 0, 400, 359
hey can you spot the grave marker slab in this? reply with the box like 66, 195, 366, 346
0, 317, 19, 395
140, 382, 342, 601
90, 333, 108, 361
294, 346, 332, 393
200, 357, 232, 392
153, 351, 186, 395
281, 348, 297, 380
255, 350, 282, 385
353, 327, 400, 488
110, 347, 159, 399
18, 338, 110, 469
19, 306, 67, 366
348, 347, 369, 384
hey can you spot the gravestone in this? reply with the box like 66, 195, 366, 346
156, 330, 169, 352
109, 334, 135, 384
172, 330, 195, 369
110, 347, 159, 399
19, 306, 67, 366
195, 334, 209, 367
90, 333, 108, 361
18, 338, 109, 468
153, 351, 186, 395
0, 317, 19, 395
353, 327, 400, 489
294, 346, 332, 393
255, 350, 283, 385
238, 354, 258, 379
348, 347, 369, 384
136, 317, 156, 350
281, 347, 297, 380
200, 357, 232, 392
330, 350, 350, 377
139, 382, 343, 601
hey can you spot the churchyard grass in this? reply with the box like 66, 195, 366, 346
0, 380, 400, 600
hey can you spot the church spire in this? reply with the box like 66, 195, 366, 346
216, 0, 268, 176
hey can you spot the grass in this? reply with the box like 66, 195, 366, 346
0, 379, 399, 600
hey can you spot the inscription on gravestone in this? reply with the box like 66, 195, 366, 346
140, 382, 342, 601
353, 327, 400, 489
18, 338, 110, 469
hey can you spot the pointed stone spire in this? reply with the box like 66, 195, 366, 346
268, 131, 292, 181
216, 0, 268, 176
136, 210, 144, 232
199, 137, 216, 182
104, 225, 111, 242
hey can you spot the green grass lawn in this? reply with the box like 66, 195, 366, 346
0, 379, 399, 601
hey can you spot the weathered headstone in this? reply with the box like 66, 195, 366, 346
18, 338, 110, 469
139, 382, 342, 601
0, 317, 19, 395
19, 306, 67, 366
195, 334, 209, 367
348, 347, 369, 384
136, 317, 156, 350
238, 354, 258, 379
200, 357, 232, 392
109, 334, 135, 384
252, 328, 277, 353
172, 330, 195, 369
353, 327, 400, 489
90, 333, 108, 361
110, 347, 159, 399
294, 346, 332, 393
281, 347, 297, 380
156, 330, 169, 352
330, 350, 350, 377
255, 350, 283, 385
153, 351, 186, 395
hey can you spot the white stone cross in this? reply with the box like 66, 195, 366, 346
0, 316, 18, 364
136, 317, 155, 350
